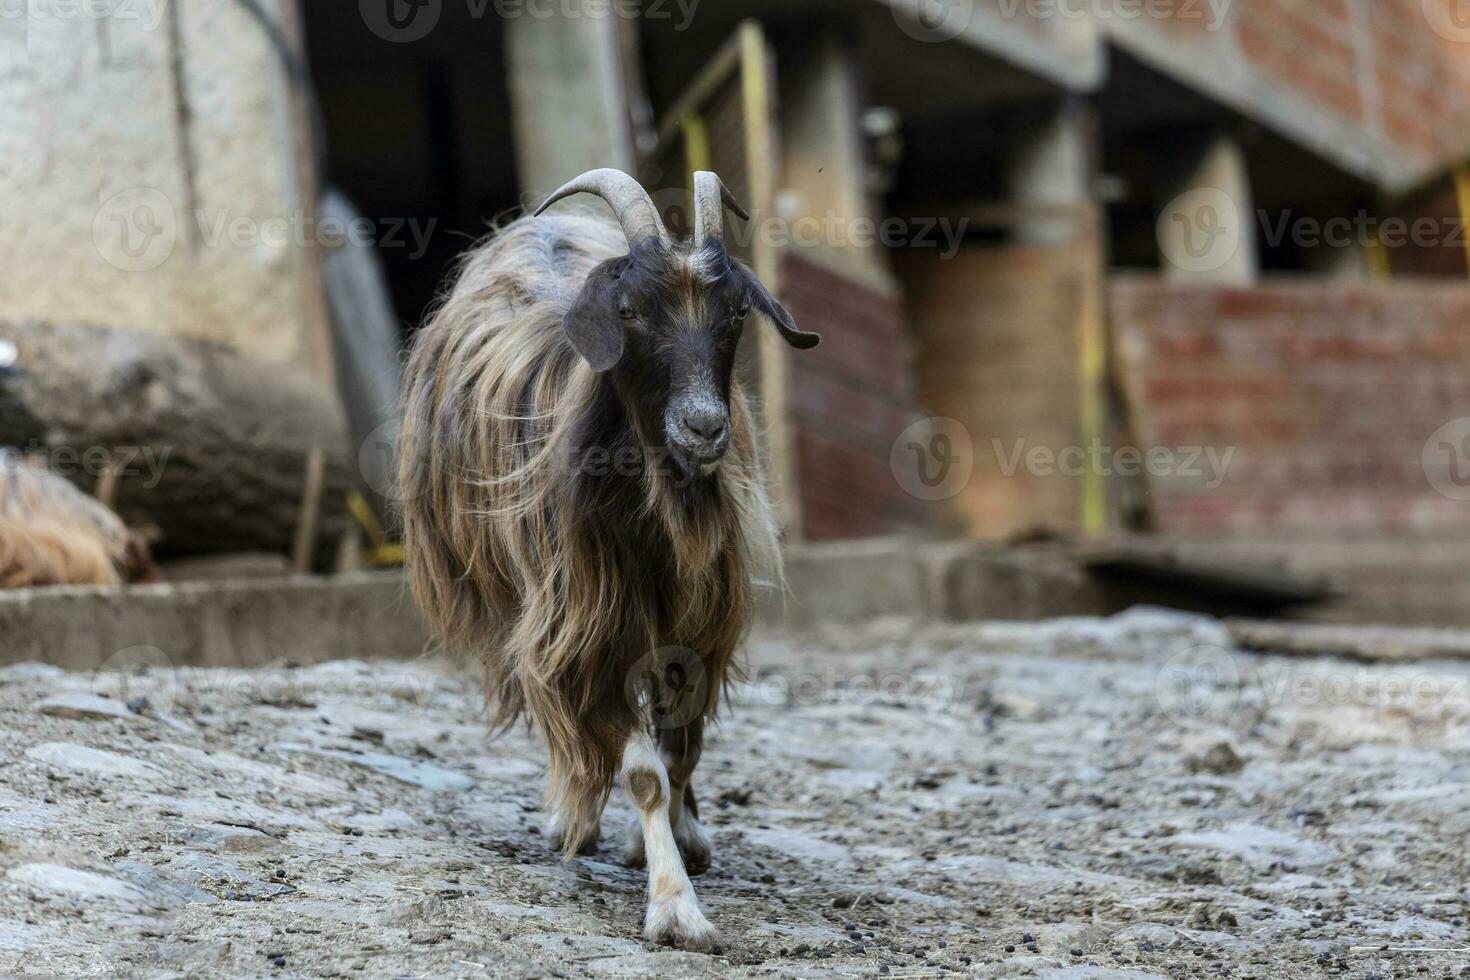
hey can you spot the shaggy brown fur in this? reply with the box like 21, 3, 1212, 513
398, 211, 781, 852
0, 452, 156, 588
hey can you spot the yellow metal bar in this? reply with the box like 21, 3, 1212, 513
682, 111, 711, 176
739, 20, 800, 535
1455, 165, 1470, 281
1364, 219, 1391, 280
1078, 207, 1108, 536
347, 491, 404, 567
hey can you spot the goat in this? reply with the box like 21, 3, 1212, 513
0, 451, 157, 588
398, 169, 820, 948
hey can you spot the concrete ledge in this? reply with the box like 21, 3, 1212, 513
2, 536, 1303, 669
769, 537, 928, 629
766, 537, 1111, 629
5, 541, 1105, 669
0, 573, 428, 670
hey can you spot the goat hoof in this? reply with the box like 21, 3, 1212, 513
644, 892, 717, 951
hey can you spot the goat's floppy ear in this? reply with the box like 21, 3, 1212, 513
749, 277, 820, 350
564, 257, 629, 372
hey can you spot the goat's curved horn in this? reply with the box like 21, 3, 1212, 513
692, 171, 750, 249
534, 168, 671, 248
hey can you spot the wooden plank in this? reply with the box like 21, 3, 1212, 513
741, 21, 799, 536
1227, 619, 1470, 663
1077, 538, 1335, 607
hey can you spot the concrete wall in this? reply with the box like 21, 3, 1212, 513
0, 0, 319, 367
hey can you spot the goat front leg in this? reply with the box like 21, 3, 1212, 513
622, 720, 711, 874
621, 730, 717, 949
661, 720, 711, 874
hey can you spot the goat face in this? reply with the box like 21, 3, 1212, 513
564, 238, 818, 477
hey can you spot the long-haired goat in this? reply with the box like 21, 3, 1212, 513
0, 451, 156, 588
399, 169, 819, 948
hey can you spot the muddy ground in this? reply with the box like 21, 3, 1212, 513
2, 608, 1469, 978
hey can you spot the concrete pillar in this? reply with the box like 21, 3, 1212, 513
505, 16, 635, 199
776, 33, 891, 288
1004, 100, 1092, 246
1157, 134, 1259, 285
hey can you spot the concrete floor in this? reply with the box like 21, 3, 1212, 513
2, 610, 1468, 978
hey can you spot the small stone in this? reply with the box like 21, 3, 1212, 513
1187, 742, 1245, 776
38, 694, 141, 724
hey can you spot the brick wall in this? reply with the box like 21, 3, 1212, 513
780, 253, 928, 540
1111, 275, 1470, 535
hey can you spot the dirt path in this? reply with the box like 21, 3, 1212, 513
2, 609, 1468, 978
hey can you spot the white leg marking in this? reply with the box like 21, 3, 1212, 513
622, 732, 716, 950
622, 813, 646, 868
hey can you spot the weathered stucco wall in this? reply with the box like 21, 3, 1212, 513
0, 0, 315, 366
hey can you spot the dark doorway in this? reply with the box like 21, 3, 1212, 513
301, 4, 521, 336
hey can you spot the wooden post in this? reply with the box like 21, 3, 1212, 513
740, 23, 801, 536
291, 447, 326, 574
